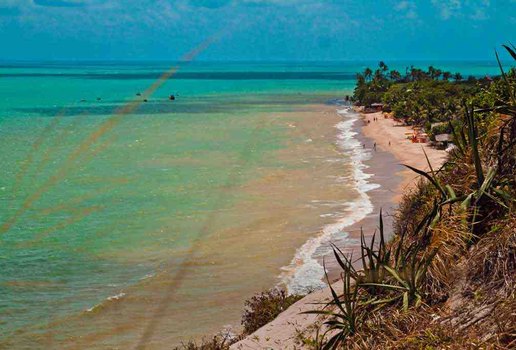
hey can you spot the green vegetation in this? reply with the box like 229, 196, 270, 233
175, 334, 234, 350
353, 58, 515, 130
306, 45, 516, 349
241, 288, 303, 334
304, 259, 365, 349
173, 288, 302, 350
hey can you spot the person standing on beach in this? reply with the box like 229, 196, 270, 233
373, 142, 377, 151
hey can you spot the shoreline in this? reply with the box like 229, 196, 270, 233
232, 109, 447, 349
281, 106, 381, 293
325, 110, 447, 279
323, 108, 403, 281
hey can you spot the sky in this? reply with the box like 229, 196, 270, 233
0, 0, 514, 61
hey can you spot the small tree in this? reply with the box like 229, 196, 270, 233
389, 70, 402, 82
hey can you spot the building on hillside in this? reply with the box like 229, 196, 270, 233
371, 103, 383, 112
435, 133, 452, 148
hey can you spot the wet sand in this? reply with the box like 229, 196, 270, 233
232, 110, 447, 350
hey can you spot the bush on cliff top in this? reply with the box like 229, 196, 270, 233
241, 288, 303, 335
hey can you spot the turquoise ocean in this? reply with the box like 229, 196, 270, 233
0, 61, 506, 348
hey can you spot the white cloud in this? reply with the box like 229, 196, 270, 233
431, 0, 462, 20
470, 8, 488, 21
395, 1, 410, 11
431, 0, 492, 21
394, 1, 418, 20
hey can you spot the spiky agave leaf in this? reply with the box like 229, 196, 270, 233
449, 121, 466, 155
357, 211, 392, 291
502, 44, 516, 61
464, 102, 485, 187
495, 47, 516, 106
331, 244, 360, 281
403, 164, 446, 198
303, 258, 365, 349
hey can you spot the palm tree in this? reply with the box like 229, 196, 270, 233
405, 66, 411, 81
428, 66, 437, 79
374, 69, 384, 81
454, 72, 463, 81
364, 67, 373, 82
355, 73, 365, 87
434, 69, 442, 80
379, 61, 389, 72
411, 67, 427, 81
389, 70, 402, 81
410, 67, 418, 81
428, 66, 442, 80
442, 71, 452, 81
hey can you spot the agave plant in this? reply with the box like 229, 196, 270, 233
359, 210, 391, 290
383, 242, 438, 311
331, 210, 391, 292
361, 207, 440, 311
303, 259, 366, 350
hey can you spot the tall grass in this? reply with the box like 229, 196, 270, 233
308, 44, 515, 349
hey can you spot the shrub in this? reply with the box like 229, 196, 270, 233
241, 288, 303, 335
173, 334, 233, 350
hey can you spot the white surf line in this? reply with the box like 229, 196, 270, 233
280, 106, 379, 294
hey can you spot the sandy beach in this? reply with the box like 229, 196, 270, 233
360, 111, 447, 200
232, 110, 447, 349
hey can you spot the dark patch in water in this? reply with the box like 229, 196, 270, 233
14, 96, 326, 117
1, 71, 356, 81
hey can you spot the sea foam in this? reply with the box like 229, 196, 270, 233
86, 292, 126, 313
281, 107, 379, 294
